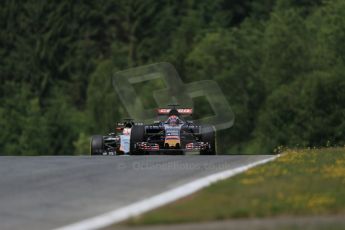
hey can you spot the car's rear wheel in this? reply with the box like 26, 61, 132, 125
200, 125, 216, 155
90, 135, 104, 155
130, 125, 146, 154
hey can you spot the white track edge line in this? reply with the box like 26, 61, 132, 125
53, 155, 279, 230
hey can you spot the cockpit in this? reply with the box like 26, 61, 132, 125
165, 115, 183, 126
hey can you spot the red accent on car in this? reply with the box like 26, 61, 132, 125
157, 108, 193, 115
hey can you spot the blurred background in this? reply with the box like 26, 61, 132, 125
1, 0, 345, 156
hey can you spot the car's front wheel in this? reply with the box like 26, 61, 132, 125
130, 126, 146, 154
200, 125, 216, 155
90, 135, 104, 155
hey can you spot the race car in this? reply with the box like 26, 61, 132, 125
90, 105, 216, 155
90, 119, 143, 155
130, 105, 216, 155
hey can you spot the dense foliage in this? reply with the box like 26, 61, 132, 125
0, 0, 344, 155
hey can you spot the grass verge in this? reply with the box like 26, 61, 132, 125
125, 148, 345, 225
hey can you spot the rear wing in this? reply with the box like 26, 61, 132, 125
116, 121, 144, 131
157, 108, 193, 115
116, 122, 144, 126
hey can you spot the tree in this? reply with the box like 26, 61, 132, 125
254, 68, 345, 152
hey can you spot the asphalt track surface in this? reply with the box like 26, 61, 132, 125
0, 155, 274, 230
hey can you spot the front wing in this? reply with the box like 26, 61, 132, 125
134, 141, 210, 152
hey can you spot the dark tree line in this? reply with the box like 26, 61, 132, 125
0, 0, 344, 155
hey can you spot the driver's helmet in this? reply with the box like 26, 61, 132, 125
168, 115, 178, 126
123, 127, 131, 135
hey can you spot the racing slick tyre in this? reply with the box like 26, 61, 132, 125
130, 125, 145, 154
200, 125, 216, 155
90, 135, 104, 155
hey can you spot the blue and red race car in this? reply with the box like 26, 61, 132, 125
90, 105, 216, 155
